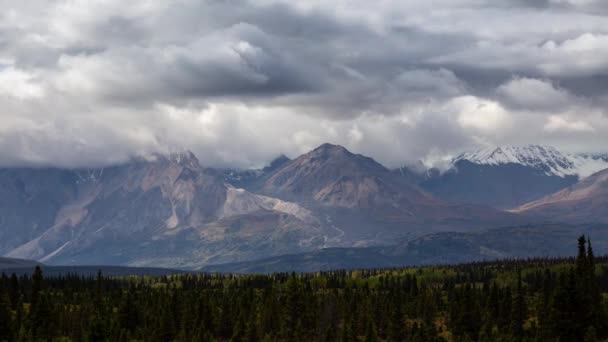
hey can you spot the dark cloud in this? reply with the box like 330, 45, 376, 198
0, 0, 607, 169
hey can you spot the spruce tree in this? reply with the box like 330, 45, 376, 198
0, 293, 13, 341
30, 266, 43, 307
510, 271, 527, 340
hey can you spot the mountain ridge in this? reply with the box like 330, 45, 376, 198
513, 168, 608, 223
1, 143, 605, 270
453, 144, 608, 178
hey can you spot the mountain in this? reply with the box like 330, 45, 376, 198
0, 144, 521, 269
420, 145, 608, 209
257, 143, 438, 208
454, 145, 608, 177
0, 143, 552, 270
251, 143, 521, 244
204, 223, 608, 273
1, 152, 328, 268
514, 168, 608, 223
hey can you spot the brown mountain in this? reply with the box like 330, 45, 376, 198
514, 168, 608, 223
0, 144, 525, 269
259, 143, 438, 207
254, 143, 521, 244
2, 152, 326, 268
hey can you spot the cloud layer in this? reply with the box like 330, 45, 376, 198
1, 0, 607, 168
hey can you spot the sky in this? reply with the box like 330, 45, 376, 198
1, 0, 608, 169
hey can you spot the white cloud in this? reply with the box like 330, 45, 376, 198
0, 67, 44, 99
0, 0, 607, 169
496, 77, 575, 110
452, 96, 512, 133
544, 115, 594, 133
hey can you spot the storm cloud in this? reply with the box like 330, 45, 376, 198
0, 0, 607, 169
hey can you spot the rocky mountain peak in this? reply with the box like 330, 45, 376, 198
309, 143, 351, 157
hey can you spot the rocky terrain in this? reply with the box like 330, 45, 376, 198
1, 143, 606, 271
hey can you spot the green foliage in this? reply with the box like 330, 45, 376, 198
0, 236, 607, 341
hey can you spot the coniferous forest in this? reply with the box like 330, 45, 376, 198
1, 236, 607, 341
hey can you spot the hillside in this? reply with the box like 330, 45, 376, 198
514, 168, 608, 223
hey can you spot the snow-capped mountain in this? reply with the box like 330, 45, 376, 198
454, 145, 608, 178
419, 145, 608, 209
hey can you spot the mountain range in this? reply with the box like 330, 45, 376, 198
1, 143, 607, 272
419, 145, 608, 209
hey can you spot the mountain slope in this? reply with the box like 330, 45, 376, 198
2, 152, 327, 268
204, 223, 608, 273
420, 145, 608, 209
421, 160, 577, 209
254, 143, 521, 244
0, 257, 41, 269
258, 143, 439, 208
514, 168, 608, 223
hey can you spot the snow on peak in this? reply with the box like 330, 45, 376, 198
454, 145, 608, 178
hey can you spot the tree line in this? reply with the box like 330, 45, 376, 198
0, 236, 607, 341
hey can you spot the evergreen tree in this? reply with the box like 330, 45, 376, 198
0, 293, 13, 341
510, 271, 527, 340
30, 266, 43, 307
364, 319, 379, 342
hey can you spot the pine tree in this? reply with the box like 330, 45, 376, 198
30, 266, 43, 307
0, 293, 13, 341
8, 274, 18, 310
388, 292, 405, 342
30, 293, 53, 340
364, 319, 379, 342
117, 289, 138, 332
510, 271, 527, 340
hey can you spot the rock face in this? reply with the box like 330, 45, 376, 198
252, 143, 521, 245
419, 145, 608, 209
4, 143, 603, 270
2, 152, 326, 268
514, 168, 608, 223
259, 143, 438, 208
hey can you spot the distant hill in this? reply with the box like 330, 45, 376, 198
0, 257, 40, 269
203, 223, 608, 273
0, 258, 188, 277
514, 168, 608, 223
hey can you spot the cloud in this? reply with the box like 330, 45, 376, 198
0, 67, 45, 99
453, 96, 512, 133
496, 77, 575, 110
0, 0, 607, 169
543, 115, 594, 133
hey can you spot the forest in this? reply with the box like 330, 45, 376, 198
1, 236, 607, 341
